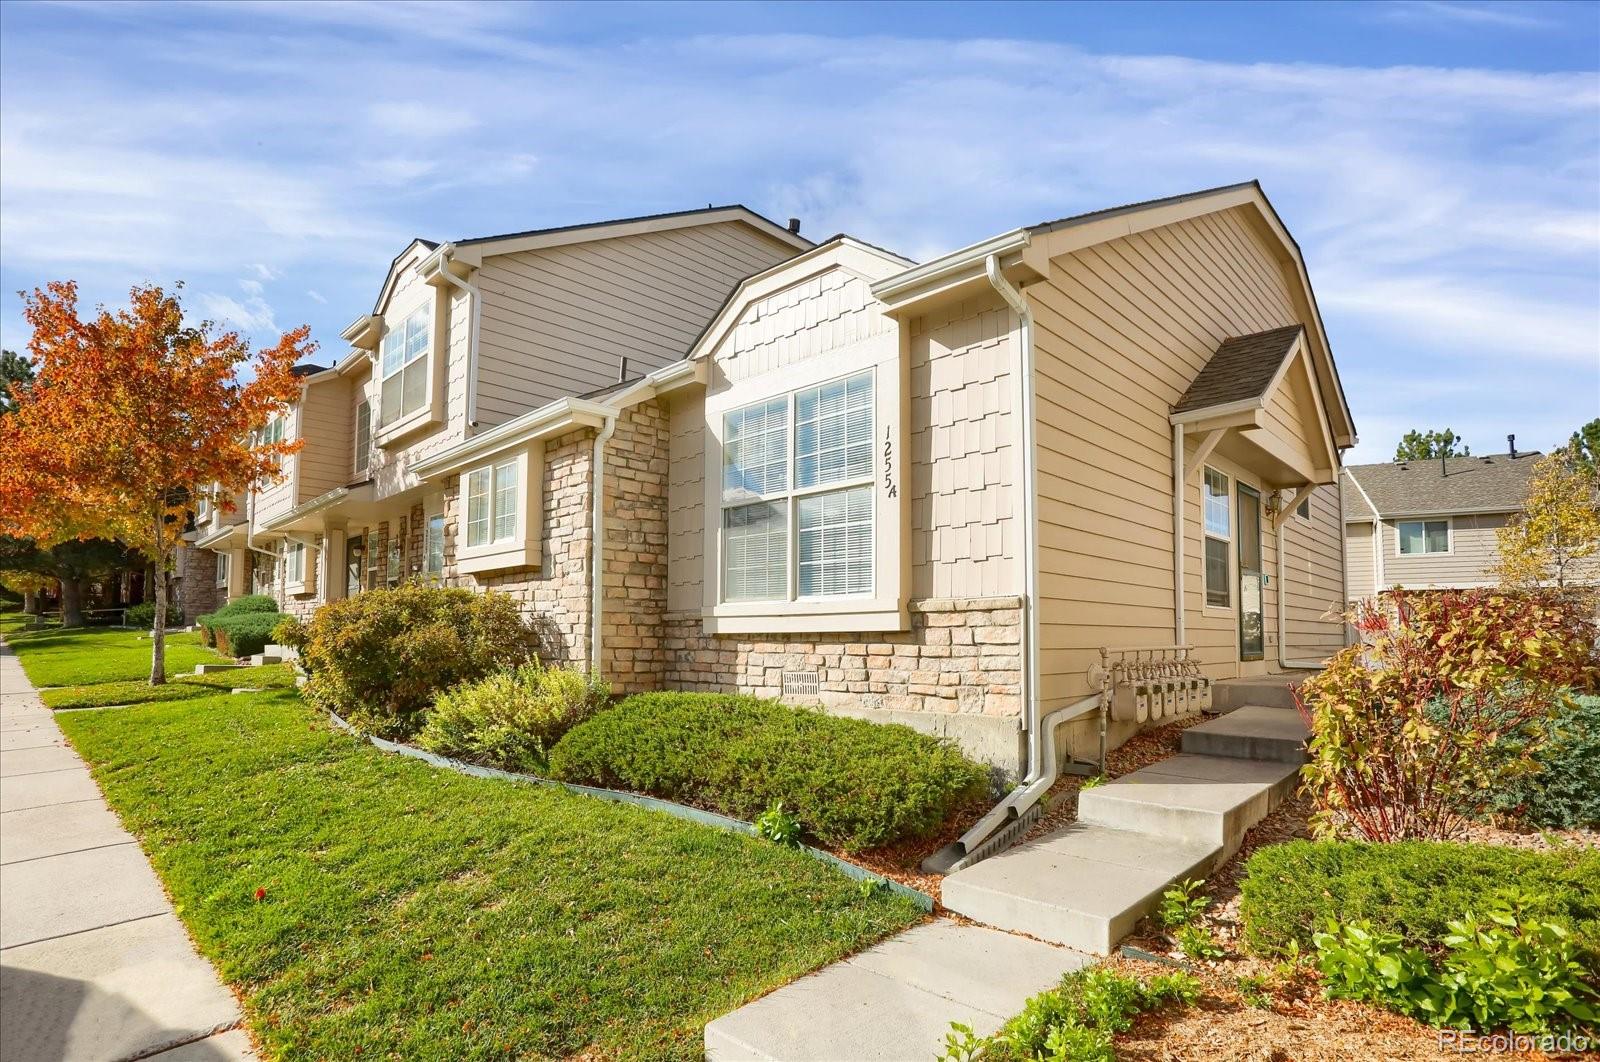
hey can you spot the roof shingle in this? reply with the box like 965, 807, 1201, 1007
1173, 324, 1304, 414
1342, 452, 1542, 520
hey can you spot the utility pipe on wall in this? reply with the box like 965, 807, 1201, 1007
589, 413, 618, 676
983, 254, 1043, 782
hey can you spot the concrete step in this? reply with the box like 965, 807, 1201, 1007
1076, 755, 1300, 857
192, 664, 244, 675
940, 824, 1218, 955
1181, 705, 1309, 764
704, 919, 1090, 1060
1209, 673, 1313, 712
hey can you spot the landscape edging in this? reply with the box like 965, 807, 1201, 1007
323, 707, 935, 912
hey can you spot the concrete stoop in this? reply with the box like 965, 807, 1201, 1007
703, 705, 1309, 1058
940, 706, 1307, 955
703, 920, 1091, 1061
1208, 673, 1314, 712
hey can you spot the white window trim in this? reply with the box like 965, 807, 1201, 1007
423, 510, 446, 582
702, 341, 906, 635
214, 551, 230, 589
373, 290, 445, 447
1202, 466, 1232, 612
456, 446, 544, 575
354, 399, 372, 477
1395, 517, 1453, 557
283, 539, 314, 596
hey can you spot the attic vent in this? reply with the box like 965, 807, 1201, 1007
781, 670, 820, 700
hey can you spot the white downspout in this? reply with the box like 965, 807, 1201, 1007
1346, 468, 1384, 593
432, 244, 483, 429
589, 414, 618, 675
1172, 423, 1186, 645
983, 254, 1043, 781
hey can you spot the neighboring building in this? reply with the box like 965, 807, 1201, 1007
1342, 449, 1544, 598
203, 182, 1358, 776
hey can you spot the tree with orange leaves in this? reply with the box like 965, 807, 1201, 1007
0, 281, 311, 683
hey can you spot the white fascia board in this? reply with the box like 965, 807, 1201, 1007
870, 229, 1030, 304
410, 398, 612, 480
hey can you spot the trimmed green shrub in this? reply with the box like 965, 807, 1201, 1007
1314, 891, 1599, 1033
1487, 695, 1600, 829
196, 595, 282, 648
298, 584, 540, 738
123, 602, 173, 629
547, 692, 989, 851
210, 612, 284, 658
415, 663, 609, 772
1240, 840, 1600, 959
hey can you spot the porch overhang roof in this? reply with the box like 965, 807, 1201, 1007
259, 483, 376, 535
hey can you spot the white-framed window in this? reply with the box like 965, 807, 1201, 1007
1296, 496, 1311, 520
1397, 519, 1449, 555
215, 551, 230, 589
424, 512, 445, 580
196, 492, 211, 523
354, 399, 371, 476
721, 370, 874, 603
379, 304, 430, 427
466, 459, 518, 548
259, 413, 286, 468
1203, 467, 1231, 608
285, 541, 305, 584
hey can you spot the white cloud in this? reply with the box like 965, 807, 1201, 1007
1381, 1, 1554, 30
368, 101, 478, 138
250, 263, 279, 280
306, 289, 327, 304
197, 290, 276, 334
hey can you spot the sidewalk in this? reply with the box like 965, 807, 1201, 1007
0, 638, 253, 1062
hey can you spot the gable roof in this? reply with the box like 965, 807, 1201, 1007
869, 180, 1357, 450
1343, 453, 1542, 520
1173, 325, 1304, 414
454, 204, 810, 253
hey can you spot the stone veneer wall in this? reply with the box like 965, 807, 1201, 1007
660, 598, 1022, 712
174, 546, 223, 622
599, 402, 670, 694
457, 427, 596, 667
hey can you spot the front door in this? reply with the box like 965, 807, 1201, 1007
1237, 484, 1264, 661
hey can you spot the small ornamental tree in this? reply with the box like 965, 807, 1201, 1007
1296, 589, 1598, 842
1494, 447, 1600, 590
0, 282, 310, 683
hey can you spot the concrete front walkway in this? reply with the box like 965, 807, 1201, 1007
0, 638, 253, 1062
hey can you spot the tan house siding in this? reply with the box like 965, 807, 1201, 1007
1345, 519, 1376, 599
1028, 205, 1309, 707
667, 391, 705, 613
907, 291, 1023, 601
473, 223, 798, 425
296, 379, 354, 499
1381, 512, 1508, 587
1281, 482, 1346, 657
710, 266, 895, 385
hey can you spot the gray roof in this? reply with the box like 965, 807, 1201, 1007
455, 205, 811, 248
1343, 452, 1542, 520
1172, 325, 1304, 414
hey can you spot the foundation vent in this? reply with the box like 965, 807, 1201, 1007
781, 670, 820, 700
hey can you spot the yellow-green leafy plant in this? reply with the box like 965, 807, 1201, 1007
1297, 588, 1598, 841
416, 662, 609, 772
1493, 447, 1600, 591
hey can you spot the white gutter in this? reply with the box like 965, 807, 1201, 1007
589, 413, 618, 675
1172, 423, 1186, 644
425, 243, 484, 428
873, 229, 1030, 304
983, 253, 1043, 782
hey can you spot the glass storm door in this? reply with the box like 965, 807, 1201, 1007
1236, 484, 1264, 661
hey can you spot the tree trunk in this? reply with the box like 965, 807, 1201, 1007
22, 590, 38, 615
60, 579, 85, 628
150, 538, 169, 686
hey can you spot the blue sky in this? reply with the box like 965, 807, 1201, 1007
1, 0, 1595, 463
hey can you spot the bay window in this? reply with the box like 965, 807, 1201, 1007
721, 370, 875, 603
379, 304, 430, 428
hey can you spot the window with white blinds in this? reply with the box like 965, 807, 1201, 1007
379, 304, 430, 427
466, 459, 518, 549
721, 370, 875, 603
354, 400, 371, 476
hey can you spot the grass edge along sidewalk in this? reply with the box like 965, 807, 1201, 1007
49, 677, 921, 1060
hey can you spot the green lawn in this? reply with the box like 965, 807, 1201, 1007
6, 624, 228, 687
42, 663, 298, 710
55, 684, 920, 1059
